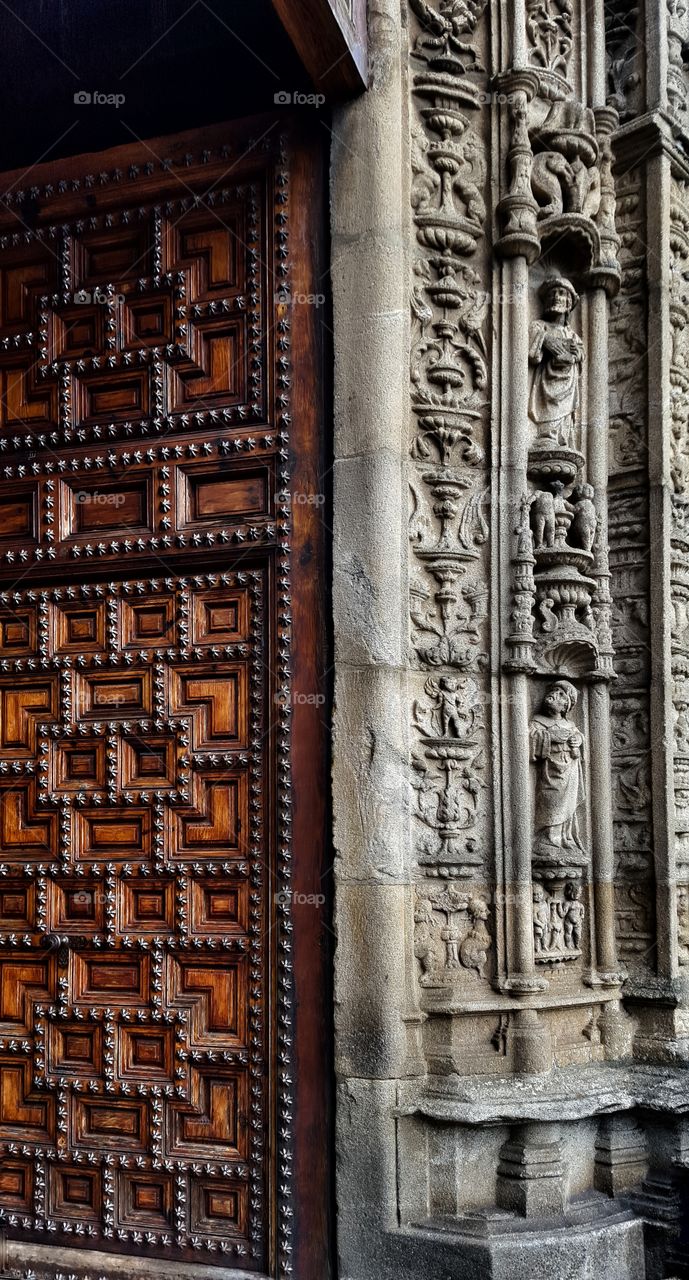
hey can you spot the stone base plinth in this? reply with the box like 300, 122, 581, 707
386, 1195, 645, 1280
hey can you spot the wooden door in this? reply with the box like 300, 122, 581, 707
0, 116, 329, 1278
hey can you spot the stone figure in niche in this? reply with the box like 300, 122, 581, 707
563, 881, 584, 948
458, 895, 490, 976
569, 482, 597, 551
532, 884, 550, 952
529, 275, 583, 448
413, 897, 443, 978
675, 701, 689, 755
530, 480, 573, 549
530, 488, 556, 548
548, 896, 565, 950
529, 680, 586, 856
532, 880, 585, 957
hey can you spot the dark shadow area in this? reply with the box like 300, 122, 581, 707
0, 0, 306, 169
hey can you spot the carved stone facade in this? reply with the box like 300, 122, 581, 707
331, 1, 689, 1277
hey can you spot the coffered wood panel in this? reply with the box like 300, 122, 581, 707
0, 116, 329, 1279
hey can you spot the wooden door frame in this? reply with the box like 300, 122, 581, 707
283, 121, 333, 1280
270, 0, 368, 96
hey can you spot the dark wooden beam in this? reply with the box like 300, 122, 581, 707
269, 0, 367, 98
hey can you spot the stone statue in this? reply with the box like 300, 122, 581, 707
532, 884, 550, 952
563, 881, 585, 949
528, 275, 584, 448
458, 895, 491, 976
530, 487, 556, 548
530, 480, 574, 549
548, 895, 565, 950
413, 897, 443, 980
529, 679, 586, 856
569, 482, 597, 551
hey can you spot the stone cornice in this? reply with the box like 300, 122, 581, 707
398, 1061, 689, 1125
612, 108, 689, 178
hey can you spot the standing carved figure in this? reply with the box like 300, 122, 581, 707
548, 896, 565, 951
414, 897, 442, 979
529, 680, 586, 855
530, 488, 556, 548
529, 275, 583, 448
569, 482, 597, 551
459, 896, 491, 976
532, 884, 550, 952
530, 480, 573, 549
563, 882, 585, 949
425, 675, 475, 739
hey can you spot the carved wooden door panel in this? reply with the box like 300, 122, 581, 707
0, 118, 327, 1278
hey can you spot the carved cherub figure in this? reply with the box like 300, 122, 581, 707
549, 896, 565, 951
459, 895, 490, 976
551, 480, 576, 546
563, 881, 585, 949
414, 897, 443, 979
530, 487, 555, 548
532, 883, 550, 952
425, 675, 475, 738
569, 482, 597, 552
529, 275, 584, 447
530, 480, 573, 549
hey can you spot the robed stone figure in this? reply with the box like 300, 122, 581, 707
528, 275, 584, 448
529, 679, 586, 857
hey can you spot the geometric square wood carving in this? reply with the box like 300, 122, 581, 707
0, 124, 293, 1276
0, 567, 268, 1263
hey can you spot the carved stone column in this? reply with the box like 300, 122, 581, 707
496, 1122, 566, 1216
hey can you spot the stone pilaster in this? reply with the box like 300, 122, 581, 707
609, 0, 689, 1062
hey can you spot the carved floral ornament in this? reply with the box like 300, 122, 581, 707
526, 0, 573, 82
407, 0, 621, 1008
407, 0, 492, 905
